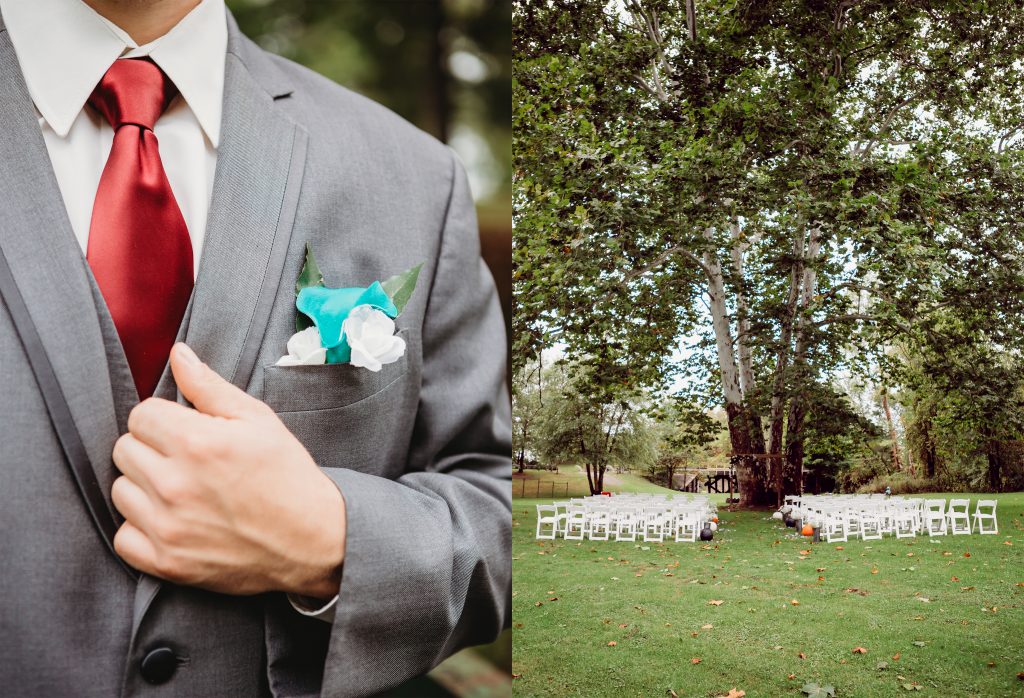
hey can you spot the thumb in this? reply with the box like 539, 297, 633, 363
170, 343, 267, 419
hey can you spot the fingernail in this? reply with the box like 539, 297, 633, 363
175, 343, 201, 366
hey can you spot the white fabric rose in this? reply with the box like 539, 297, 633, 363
342, 305, 406, 372
275, 326, 327, 366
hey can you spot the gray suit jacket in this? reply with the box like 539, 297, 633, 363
0, 9, 511, 698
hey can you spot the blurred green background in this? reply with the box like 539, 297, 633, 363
226, 1, 511, 696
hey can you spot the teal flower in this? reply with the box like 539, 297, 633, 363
296, 281, 398, 364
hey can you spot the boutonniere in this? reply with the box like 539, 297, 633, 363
276, 245, 421, 372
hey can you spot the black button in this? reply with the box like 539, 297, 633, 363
140, 646, 177, 684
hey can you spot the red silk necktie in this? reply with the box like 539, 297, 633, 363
86, 58, 193, 400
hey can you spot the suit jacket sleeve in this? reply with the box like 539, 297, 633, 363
314, 151, 511, 696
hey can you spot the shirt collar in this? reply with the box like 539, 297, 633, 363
0, 0, 226, 147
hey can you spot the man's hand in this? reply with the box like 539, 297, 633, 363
111, 343, 346, 599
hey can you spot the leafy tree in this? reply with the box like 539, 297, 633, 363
536, 361, 657, 494
649, 399, 720, 488
514, 0, 1024, 504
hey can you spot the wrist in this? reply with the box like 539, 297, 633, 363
281, 474, 346, 598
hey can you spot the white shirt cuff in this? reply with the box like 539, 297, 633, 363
287, 593, 338, 624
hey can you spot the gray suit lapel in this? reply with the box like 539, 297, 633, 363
0, 21, 130, 577
179, 17, 308, 394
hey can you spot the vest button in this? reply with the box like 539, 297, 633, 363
140, 646, 178, 684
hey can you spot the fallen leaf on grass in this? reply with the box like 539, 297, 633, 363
871, 568, 879, 574
512, 673, 521, 679
964, 552, 971, 558
708, 600, 724, 606
1003, 541, 1013, 546
801, 682, 836, 697
722, 690, 745, 698
534, 602, 543, 607
877, 661, 889, 670
791, 599, 801, 606
987, 661, 997, 668
798, 652, 807, 659
852, 647, 868, 654
835, 546, 844, 550
618, 623, 628, 628
912, 641, 926, 647
787, 674, 796, 680
818, 576, 825, 581
816, 567, 827, 572
607, 641, 617, 647
800, 550, 812, 555
902, 683, 923, 691
950, 576, 959, 582
548, 596, 559, 601
691, 658, 702, 665
892, 652, 901, 661
701, 623, 714, 629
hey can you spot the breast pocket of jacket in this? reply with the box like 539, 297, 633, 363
261, 329, 420, 476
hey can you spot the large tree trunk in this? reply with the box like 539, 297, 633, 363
730, 221, 767, 457
768, 229, 806, 506
782, 226, 820, 497
704, 227, 769, 505
983, 428, 1002, 492
881, 389, 903, 471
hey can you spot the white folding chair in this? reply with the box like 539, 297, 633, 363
564, 505, 587, 540
824, 510, 848, 543
924, 499, 947, 535
674, 510, 698, 542
972, 499, 998, 534
894, 503, 917, 538
588, 509, 611, 540
613, 507, 638, 542
860, 510, 883, 540
643, 508, 666, 542
535, 504, 559, 540
946, 499, 971, 534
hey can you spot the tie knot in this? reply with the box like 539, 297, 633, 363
89, 58, 178, 131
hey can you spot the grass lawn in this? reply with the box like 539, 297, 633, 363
512, 492, 1024, 697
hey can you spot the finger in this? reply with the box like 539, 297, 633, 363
170, 343, 270, 419
113, 521, 158, 575
111, 433, 164, 496
111, 475, 158, 532
127, 397, 206, 456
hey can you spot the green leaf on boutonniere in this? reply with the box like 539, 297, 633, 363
295, 243, 325, 331
380, 263, 423, 315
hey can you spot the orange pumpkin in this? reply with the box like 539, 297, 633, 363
801, 523, 814, 536
712, 516, 719, 523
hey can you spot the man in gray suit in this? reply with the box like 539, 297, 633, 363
0, 0, 511, 696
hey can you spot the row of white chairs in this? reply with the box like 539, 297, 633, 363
781, 495, 998, 544
535, 494, 717, 543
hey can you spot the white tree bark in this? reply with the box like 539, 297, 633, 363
704, 227, 743, 407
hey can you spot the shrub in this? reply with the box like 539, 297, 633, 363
856, 472, 936, 495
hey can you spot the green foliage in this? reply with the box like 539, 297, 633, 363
380, 263, 423, 315
514, 0, 1024, 496
534, 361, 658, 489
294, 243, 325, 331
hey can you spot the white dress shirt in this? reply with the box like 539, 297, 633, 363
1, 0, 339, 621
0, 0, 226, 276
